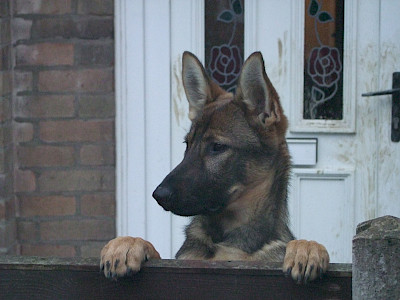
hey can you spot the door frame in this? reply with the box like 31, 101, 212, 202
114, 0, 207, 258
114, 0, 381, 263
114, 0, 173, 256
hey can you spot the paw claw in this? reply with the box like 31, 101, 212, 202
297, 262, 303, 274
296, 274, 303, 285
114, 259, 120, 270
99, 236, 161, 279
304, 275, 309, 284
319, 269, 324, 279
283, 240, 330, 284
284, 267, 292, 277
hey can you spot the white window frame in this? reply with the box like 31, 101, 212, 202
289, 0, 358, 133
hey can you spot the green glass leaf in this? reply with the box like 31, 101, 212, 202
318, 11, 333, 22
231, 0, 242, 15
217, 10, 234, 23
309, 0, 319, 16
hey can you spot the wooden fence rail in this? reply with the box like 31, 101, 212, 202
0, 256, 351, 300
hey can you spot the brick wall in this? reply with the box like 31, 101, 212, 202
12, 0, 115, 257
0, 0, 17, 255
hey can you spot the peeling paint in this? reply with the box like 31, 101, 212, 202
172, 55, 187, 128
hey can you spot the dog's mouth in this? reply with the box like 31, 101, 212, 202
158, 201, 222, 217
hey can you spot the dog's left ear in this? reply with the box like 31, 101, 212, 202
236, 52, 284, 127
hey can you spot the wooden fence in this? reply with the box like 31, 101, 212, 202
0, 256, 351, 300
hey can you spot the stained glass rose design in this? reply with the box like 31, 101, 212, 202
308, 46, 342, 88
208, 45, 242, 87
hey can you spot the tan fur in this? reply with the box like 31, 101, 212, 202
221, 174, 274, 232
100, 51, 329, 284
283, 240, 330, 282
100, 237, 160, 277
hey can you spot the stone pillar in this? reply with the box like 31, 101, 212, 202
353, 215, 400, 300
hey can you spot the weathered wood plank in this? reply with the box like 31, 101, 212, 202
0, 256, 351, 300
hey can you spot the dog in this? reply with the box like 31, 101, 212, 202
100, 51, 329, 283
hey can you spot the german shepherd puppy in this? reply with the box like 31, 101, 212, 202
101, 51, 329, 283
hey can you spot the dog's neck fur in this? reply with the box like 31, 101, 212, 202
217, 174, 274, 232
197, 147, 291, 245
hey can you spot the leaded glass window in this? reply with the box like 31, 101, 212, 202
304, 0, 344, 120
205, 0, 244, 93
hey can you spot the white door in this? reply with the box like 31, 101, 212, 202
115, 0, 400, 262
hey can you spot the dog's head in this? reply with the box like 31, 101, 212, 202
152, 51, 289, 216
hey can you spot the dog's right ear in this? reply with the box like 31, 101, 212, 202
182, 51, 211, 121
236, 52, 285, 129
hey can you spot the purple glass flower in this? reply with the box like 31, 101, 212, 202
208, 45, 242, 86
308, 46, 342, 87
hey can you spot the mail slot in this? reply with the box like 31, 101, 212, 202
287, 138, 318, 166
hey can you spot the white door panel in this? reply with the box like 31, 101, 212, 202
289, 169, 354, 263
116, 0, 400, 261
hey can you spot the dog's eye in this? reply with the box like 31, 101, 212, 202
209, 143, 228, 154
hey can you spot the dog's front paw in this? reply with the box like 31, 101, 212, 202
282, 240, 329, 284
100, 236, 161, 279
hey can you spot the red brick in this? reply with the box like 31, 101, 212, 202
14, 170, 36, 192
0, 121, 12, 144
0, 123, 12, 147
80, 241, 106, 258
0, 198, 15, 220
14, 122, 34, 143
18, 145, 75, 167
0, 45, 11, 71
20, 244, 76, 257
40, 120, 113, 143
81, 193, 114, 216
0, 1, 10, 17
0, 174, 13, 198
0, 71, 12, 95
16, 95, 75, 119
14, 0, 72, 14
77, 0, 113, 15
19, 196, 76, 217
11, 18, 32, 42
14, 71, 32, 93
80, 144, 114, 166
40, 219, 114, 241
0, 243, 17, 254
75, 43, 114, 66
2, 147, 14, 174
0, 20, 11, 45
0, 147, 14, 175
38, 69, 113, 92
78, 94, 115, 118
0, 97, 11, 122
0, 151, 4, 174
0, 201, 4, 220
17, 221, 38, 242
0, 220, 16, 248
38, 169, 115, 192
16, 43, 74, 66
32, 17, 113, 40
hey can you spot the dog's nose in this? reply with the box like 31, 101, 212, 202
152, 186, 173, 205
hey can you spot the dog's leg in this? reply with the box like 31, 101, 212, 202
100, 236, 161, 279
282, 240, 329, 284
